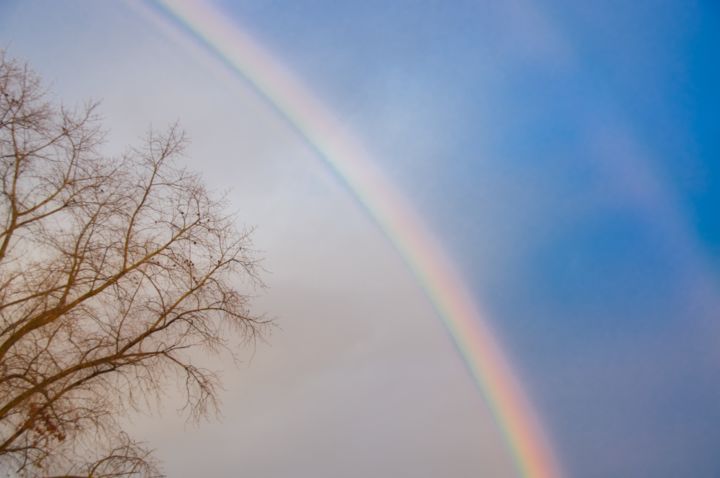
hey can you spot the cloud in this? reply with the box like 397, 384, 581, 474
0, 2, 520, 476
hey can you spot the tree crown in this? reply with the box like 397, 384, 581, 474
0, 51, 265, 477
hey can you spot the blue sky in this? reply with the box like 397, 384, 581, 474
2, 1, 720, 477
209, 3, 720, 474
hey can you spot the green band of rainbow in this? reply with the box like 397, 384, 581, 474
145, 2, 562, 476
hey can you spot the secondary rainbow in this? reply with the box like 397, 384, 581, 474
144, 2, 563, 477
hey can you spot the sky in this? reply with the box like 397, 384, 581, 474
1, 1, 719, 477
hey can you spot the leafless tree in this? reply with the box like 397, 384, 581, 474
0, 51, 265, 477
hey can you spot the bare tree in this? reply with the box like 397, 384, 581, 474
0, 51, 264, 476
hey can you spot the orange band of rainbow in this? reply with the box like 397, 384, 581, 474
144, 2, 563, 476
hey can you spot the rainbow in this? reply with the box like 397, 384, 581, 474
142, 2, 562, 477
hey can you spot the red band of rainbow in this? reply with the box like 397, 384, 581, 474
143, 2, 563, 476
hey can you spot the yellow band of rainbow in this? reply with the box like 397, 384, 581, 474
145, 2, 563, 476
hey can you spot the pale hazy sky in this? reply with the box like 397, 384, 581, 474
2, 1, 720, 476
0, 1, 516, 476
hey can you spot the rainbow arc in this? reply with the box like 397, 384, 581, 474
148, 2, 562, 477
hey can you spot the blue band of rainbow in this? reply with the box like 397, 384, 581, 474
144, 2, 563, 476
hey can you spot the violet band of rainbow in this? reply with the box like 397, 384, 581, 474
146, 2, 563, 477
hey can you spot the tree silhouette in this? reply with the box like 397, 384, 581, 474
0, 51, 265, 477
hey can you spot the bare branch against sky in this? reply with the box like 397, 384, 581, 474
0, 51, 265, 477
